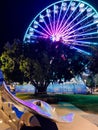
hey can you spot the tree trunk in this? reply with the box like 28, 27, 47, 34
35, 86, 47, 95
32, 80, 50, 95
90, 87, 94, 94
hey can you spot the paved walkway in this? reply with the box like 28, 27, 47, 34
53, 102, 98, 130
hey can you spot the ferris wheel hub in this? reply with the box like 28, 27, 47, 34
51, 34, 62, 42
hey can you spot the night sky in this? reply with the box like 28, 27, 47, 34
0, 0, 98, 43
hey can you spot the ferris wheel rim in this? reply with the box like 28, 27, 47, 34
23, 0, 98, 48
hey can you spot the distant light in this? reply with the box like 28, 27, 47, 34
8, 120, 12, 123
87, 8, 92, 12
29, 32, 34, 35
93, 15, 98, 23
54, 5, 59, 14
29, 27, 34, 31
12, 110, 15, 113
46, 13, 51, 17
54, 10, 58, 14
46, 9, 51, 13
93, 14, 98, 19
54, 5, 59, 10
94, 20, 98, 23
34, 21, 38, 25
33, 25, 38, 28
12, 119, 16, 122
62, 7, 67, 11
87, 12, 92, 17
26, 40, 30, 43
0, 120, 3, 124
39, 19, 44, 22
71, 7, 76, 11
62, 2, 67, 7
79, 8, 85, 12
26, 34, 30, 39
71, 2, 76, 7
79, 3, 85, 8
33, 21, 38, 28
39, 15, 44, 19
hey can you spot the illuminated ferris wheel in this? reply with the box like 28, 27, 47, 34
23, 0, 98, 56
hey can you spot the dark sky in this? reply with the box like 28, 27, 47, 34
0, 0, 98, 43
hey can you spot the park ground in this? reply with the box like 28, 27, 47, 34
0, 93, 98, 130
16, 93, 98, 114
16, 93, 98, 130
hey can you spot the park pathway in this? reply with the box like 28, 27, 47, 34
53, 102, 98, 130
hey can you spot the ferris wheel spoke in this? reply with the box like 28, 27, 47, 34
43, 18, 53, 35
63, 38, 98, 46
70, 46, 92, 56
25, 26, 49, 40
66, 20, 98, 36
77, 26, 98, 34
68, 26, 98, 39
30, 34, 47, 39
72, 43, 98, 52
61, 15, 89, 37
47, 14, 54, 34
56, 1, 64, 33
67, 31, 98, 38
58, 2, 81, 34
69, 43, 91, 48
64, 12, 95, 34
75, 36, 98, 41
36, 22, 51, 36
62, 6, 88, 31
53, 5, 56, 33
76, 40, 98, 45
32, 28, 49, 37
57, 0, 73, 32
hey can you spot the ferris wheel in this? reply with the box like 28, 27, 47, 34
23, 0, 98, 56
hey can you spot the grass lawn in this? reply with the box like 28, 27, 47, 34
16, 93, 58, 103
16, 93, 98, 114
16, 93, 35, 100
56, 94, 98, 114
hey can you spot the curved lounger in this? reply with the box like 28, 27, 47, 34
0, 71, 74, 123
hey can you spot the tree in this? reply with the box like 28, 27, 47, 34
0, 38, 95, 95
19, 51, 51, 94
86, 74, 95, 94
94, 73, 98, 87
0, 39, 23, 83
0, 52, 15, 81
20, 39, 90, 94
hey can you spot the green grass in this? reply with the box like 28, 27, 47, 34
16, 93, 35, 100
16, 93, 98, 114
16, 93, 58, 103
56, 94, 98, 114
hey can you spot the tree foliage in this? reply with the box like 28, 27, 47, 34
0, 39, 23, 82
0, 38, 98, 94
0, 52, 15, 81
